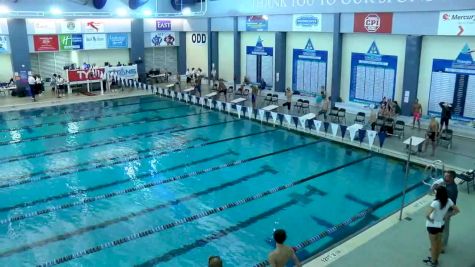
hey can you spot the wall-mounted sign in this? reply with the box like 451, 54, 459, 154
83, 34, 107, 50
59, 34, 83, 50
292, 39, 327, 97
61, 21, 81, 34
191, 33, 207, 44
0, 36, 8, 53
246, 37, 274, 86
438, 10, 475, 36
349, 41, 398, 104
84, 20, 104, 33
67, 68, 105, 82
156, 20, 172, 31
354, 13, 393, 33
33, 35, 59, 52
246, 16, 268, 32
107, 33, 128, 48
151, 32, 176, 46
106, 65, 138, 79
33, 21, 56, 34
292, 14, 322, 32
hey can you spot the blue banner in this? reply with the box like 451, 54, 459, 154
107, 33, 128, 49
349, 41, 398, 104
246, 16, 268, 32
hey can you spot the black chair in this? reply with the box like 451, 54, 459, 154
295, 99, 304, 113
394, 120, 405, 139
354, 112, 365, 124
375, 116, 385, 131
438, 129, 453, 149
271, 94, 279, 105
383, 118, 394, 134
337, 108, 346, 124
329, 107, 339, 122
264, 93, 272, 104
301, 100, 310, 113
243, 89, 250, 99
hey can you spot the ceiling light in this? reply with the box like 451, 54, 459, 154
143, 9, 153, 17
0, 6, 10, 14
50, 7, 62, 15
182, 7, 192, 16
116, 8, 128, 17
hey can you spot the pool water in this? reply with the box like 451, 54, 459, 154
0, 95, 428, 266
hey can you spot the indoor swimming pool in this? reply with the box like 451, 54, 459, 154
0, 95, 429, 266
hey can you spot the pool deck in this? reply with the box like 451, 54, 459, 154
0, 83, 474, 266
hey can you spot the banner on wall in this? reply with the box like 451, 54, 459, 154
246, 36, 273, 86
33, 35, 59, 52
67, 68, 106, 82
84, 20, 105, 33
106, 65, 138, 79
349, 41, 398, 104
428, 44, 475, 120
292, 14, 322, 32
33, 21, 57, 34
107, 33, 128, 48
438, 10, 475, 36
151, 32, 176, 46
354, 13, 393, 33
61, 21, 81, 34
156, 20, 172, 31
292, 39, 328, 97
190, 33, 206, 45
59, 34, 83, 50
83, 34, 107, 50
0, 36, 8, 53
246, 16, 268, 31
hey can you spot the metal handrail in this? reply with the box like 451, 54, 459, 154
422, 160, 445, 186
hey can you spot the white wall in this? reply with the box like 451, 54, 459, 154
186, 32, 209, 75
0, 54, 12, 81
218, 32, 234, 82
77, 49, 130, 66
341, 33, 406, 103
240, 32, 275, 84
285, 32, 333, 91
418, 36, 475, 115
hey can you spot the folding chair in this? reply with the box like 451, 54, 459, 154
438, 129, 453, 149
354, 112, 365, 124
375, 116, 386, 131
337, 108, 346, 124
394, 120, 405, 139
328, 107, 339, 122
271, 94, 279, 105
301, 100, 310, 113
295, 99, 303, 113
264, 93, 272, 104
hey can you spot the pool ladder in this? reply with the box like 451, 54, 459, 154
423, 160, 445, 187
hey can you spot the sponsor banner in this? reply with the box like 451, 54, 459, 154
354, 13, 393, 33
107, 33, 128, 48
151, 32, 176, 46
59, 34, 83, 50
0, 36, 8, 53
292, 14, 322, 32
156, 20, 172, 31
83, 34, 107, 50
246, 16, 268, 31
84, 20, 105, 33
33, 35, 59, 52
67, 68, 106, 82
33, 20, 57, 34
190, 33, 207, 45
106, 65, 138, 79
438, 10, 475, 36
61, 21, 81, 34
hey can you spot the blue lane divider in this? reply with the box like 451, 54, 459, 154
252, 176, 430, 267
0, 96, 162, 122
36, 154, 371, 267
0, 166, 277, 258
0, 118, 238, 189
0, 107, 205, 147
1, 141, 322, 225
0, 112, 218, 164
0, 128, 275, 213
0, 103, 186, 133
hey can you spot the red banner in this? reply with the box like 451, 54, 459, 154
33, 35, 59, 51
354, 13, 393, 33
67, 68, 105, 82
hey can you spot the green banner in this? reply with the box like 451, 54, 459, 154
59, 34, 83, 51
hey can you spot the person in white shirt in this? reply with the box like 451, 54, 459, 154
423, 186, 460, 267
57, 75, 65, 98
28, 75, 36, 101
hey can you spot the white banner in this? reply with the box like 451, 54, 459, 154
209, 99, 213, 109
151, 32, 177, 46
313, 120, 322, 134
83, 34, 107, 50
192, 95, 197, 104
258, 109, 265, 121
284, 114, 292, 127
33, 20, 56, 34
0, 36, 8, 53
348, 126, 358, 142
438, 10, 475, 36
331, 123, 339, 137
292, 14, 322, 32
247, 107, 253, 119
367, 130, 377, 149
299, 117, 307, 129
84, 20, 105, 33
226, 103, 232, 113
271, 112, 278, 125
236, 105, 242, 118
106, 65, 138, 79
61, 21, 81, 34
216, 101, 222, 111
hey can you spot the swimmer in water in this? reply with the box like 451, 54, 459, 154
268, 229, 301, 267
